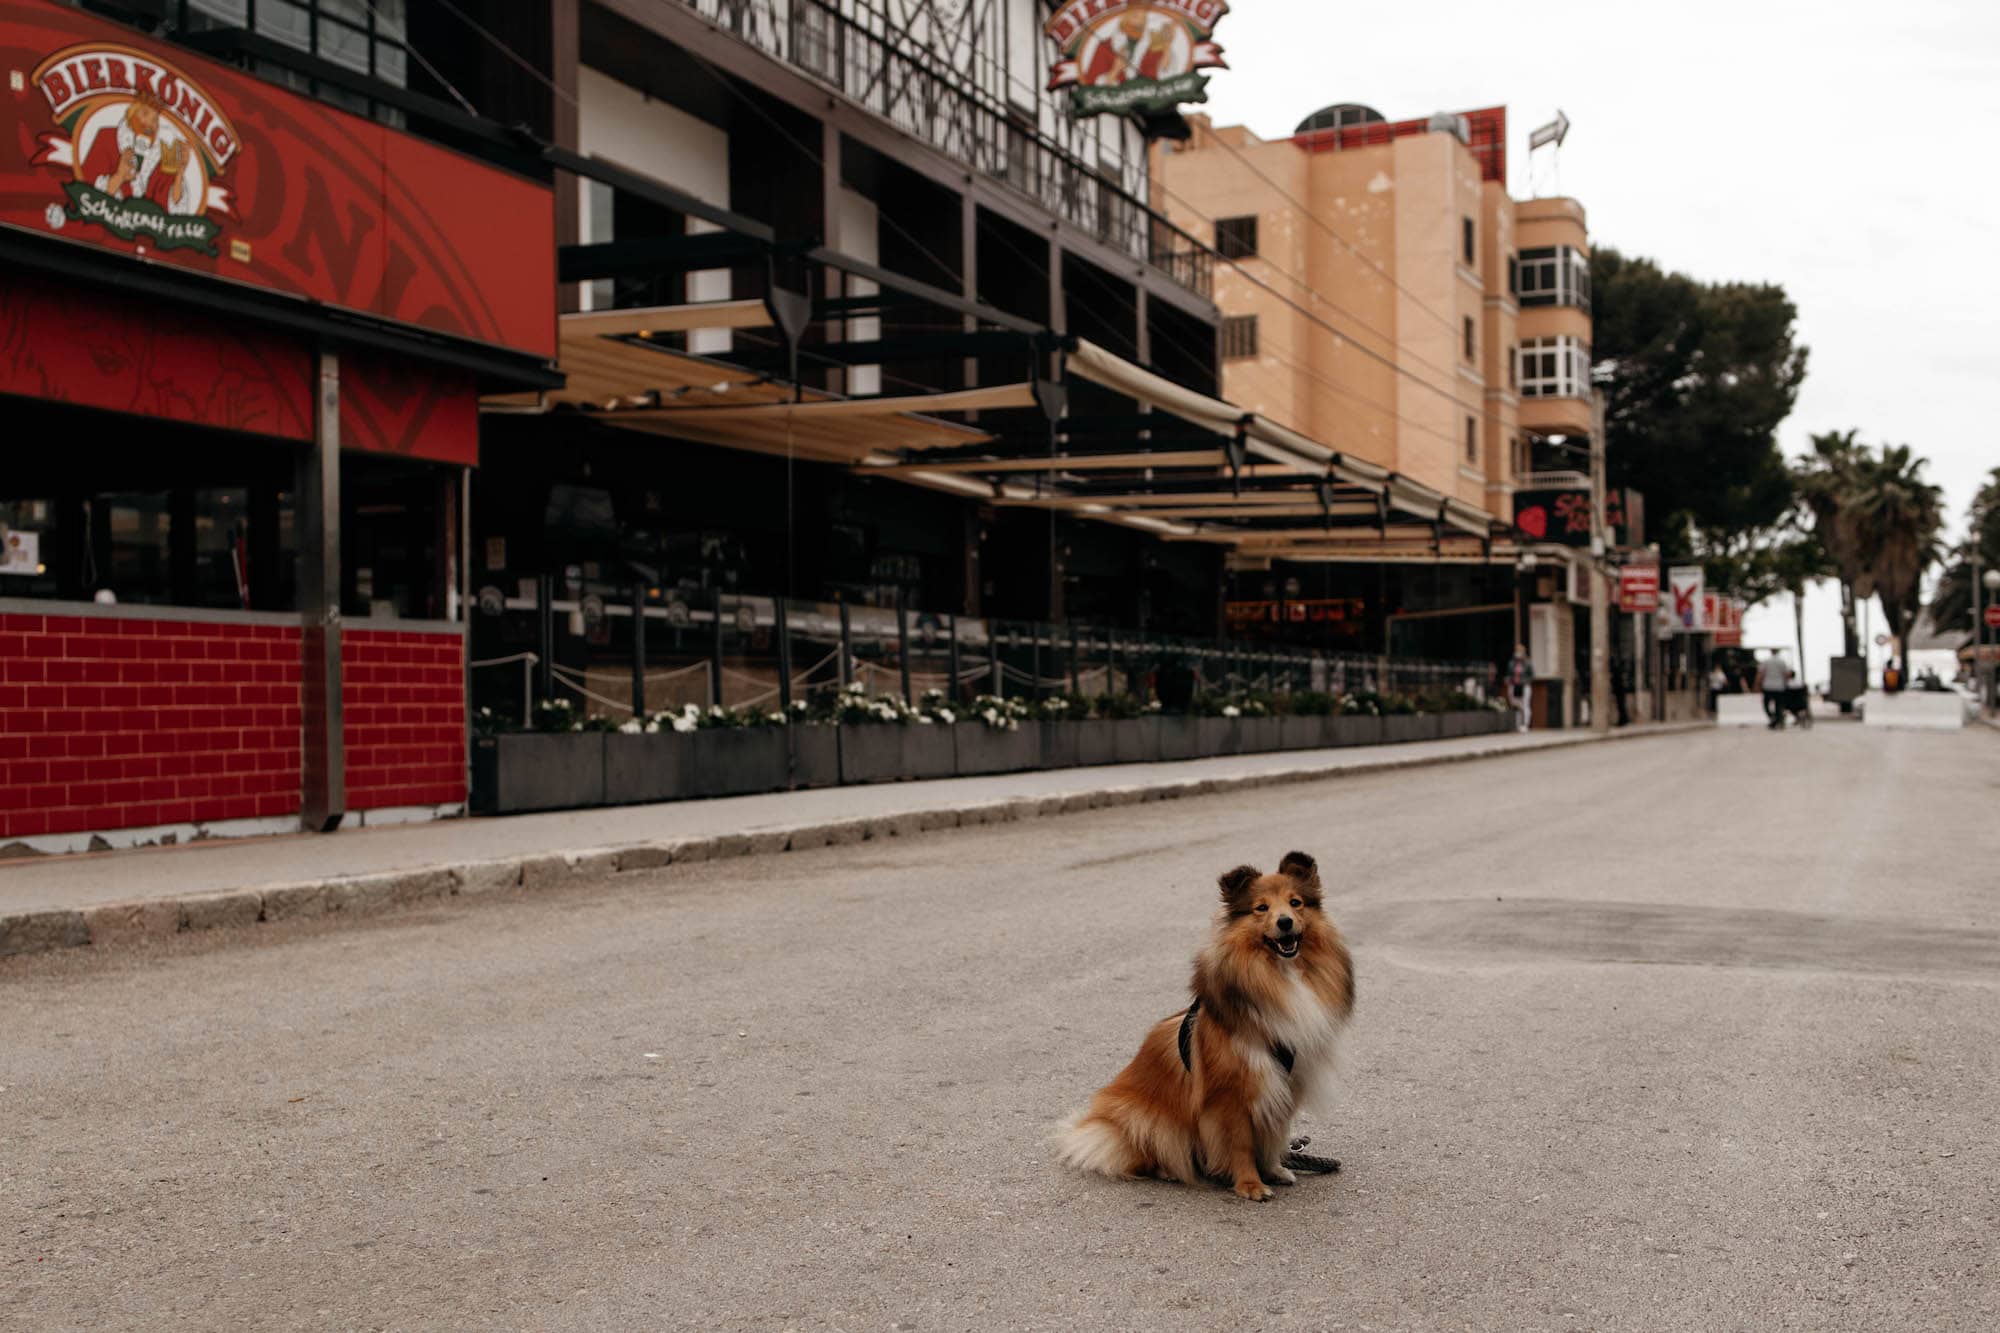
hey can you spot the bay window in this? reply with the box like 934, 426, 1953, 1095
1516, 336, 1590, 399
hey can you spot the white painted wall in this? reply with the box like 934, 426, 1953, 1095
578, 65, 734, 354
835, 186, 881, 396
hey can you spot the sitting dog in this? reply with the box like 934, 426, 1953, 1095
1055, 851, 1354, 1200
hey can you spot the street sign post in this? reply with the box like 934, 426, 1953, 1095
1984, 604, 2000, 630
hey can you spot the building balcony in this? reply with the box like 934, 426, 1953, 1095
676, 0, 1213, 300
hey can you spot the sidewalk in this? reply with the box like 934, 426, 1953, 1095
0, 722, 1706, 958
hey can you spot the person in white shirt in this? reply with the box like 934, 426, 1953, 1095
1756, 650, 1793, 729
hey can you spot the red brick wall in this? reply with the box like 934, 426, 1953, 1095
342, 629, 465, 811
0, 613, 302, 840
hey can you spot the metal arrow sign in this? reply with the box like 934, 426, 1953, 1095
1528, 109, 1570, 151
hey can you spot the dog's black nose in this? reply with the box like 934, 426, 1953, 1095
1276, 916, 1294, 934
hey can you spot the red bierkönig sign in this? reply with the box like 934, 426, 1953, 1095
0, 0, 555, 361
1984, 604, 2000, 630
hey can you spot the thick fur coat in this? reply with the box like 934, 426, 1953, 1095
1054, 851, 1354, 1200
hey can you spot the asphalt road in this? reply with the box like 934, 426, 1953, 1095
4, 724, 1997, 1331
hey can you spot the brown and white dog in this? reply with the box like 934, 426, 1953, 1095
1054, 851, 1354, 1200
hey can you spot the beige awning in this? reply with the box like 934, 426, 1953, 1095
1067, 338, 1245, 435
560, 300, 775, 338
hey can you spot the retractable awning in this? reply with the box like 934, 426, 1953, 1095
481, 313, 1012, 464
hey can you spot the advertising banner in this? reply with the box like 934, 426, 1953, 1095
1045, 1, 1229, 118
1618, 563, 1660, 614
1, 0, 555, 360
1668, 565, 1705, 630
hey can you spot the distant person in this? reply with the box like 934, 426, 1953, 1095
1708, 663, 1728, 712
1757, 650, 1792, 730
1507, 643, 1532, 733
1613, 656, 1632, 727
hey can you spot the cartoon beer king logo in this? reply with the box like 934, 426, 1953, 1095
1045, 0, 1229, 118
27, 45, 238, 257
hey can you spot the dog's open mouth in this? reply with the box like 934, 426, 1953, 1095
1270, 934, 1301, 958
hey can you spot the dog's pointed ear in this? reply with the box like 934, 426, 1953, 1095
1278, 851, 1322, 904
1218, 865, 1261, 913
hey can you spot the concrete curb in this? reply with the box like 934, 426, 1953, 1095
0, 724, 1707, 963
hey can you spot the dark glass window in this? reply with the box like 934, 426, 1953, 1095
1221, 314, 1259, 360
1463, 316, 1475, 362
1215, 215, 1258, 260
1465, 416, 1478, 464
1462, 217, 1475, 264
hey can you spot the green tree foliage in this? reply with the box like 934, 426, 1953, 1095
1590, 249, 1808, 567
1928, 467, 2000, 633
1797, 436, 1944, 688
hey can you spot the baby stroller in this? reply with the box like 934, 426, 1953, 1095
1778, 684, 1813, 729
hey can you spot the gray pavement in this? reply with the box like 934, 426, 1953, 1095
3, 723, 1998, 1330
0, 726, 1637, 920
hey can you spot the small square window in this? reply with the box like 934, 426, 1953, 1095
1215, 215, 1258, 260
1222, 314, 1259, 360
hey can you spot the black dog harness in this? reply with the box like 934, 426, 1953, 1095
1177, 997, 1294, 1074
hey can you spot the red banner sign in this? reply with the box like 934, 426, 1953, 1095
1618, 563, 1660, 614
1, 0, 554, 361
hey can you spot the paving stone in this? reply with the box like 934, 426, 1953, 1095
181, 890, 263, 932
262, 883, 330, 921
614, 844, 675, 872
0, 908, 89, 956
81, 899, 182, 947
454, 860, 522, 895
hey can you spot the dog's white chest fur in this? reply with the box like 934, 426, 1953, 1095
1243, 968, 1347, 1122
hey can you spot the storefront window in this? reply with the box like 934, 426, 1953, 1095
343, 455, 449, 621
0, 403, 299, 610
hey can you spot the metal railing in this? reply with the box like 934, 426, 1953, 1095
468, 585, 1494, 728
677, 0, 1215, 299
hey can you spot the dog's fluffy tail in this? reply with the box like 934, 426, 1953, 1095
1051, 1113, 1142, 1179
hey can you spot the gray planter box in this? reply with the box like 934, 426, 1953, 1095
690, 728, 789, 797
1073, 719, 1119, 767
1329, 714, 1384, 747
1193, 717, 1242, 756
840, 723, 957, 784
790, 726, 842, 788
1239, 717, 1284, 754
1040, 720, 1082, 769
1280, 716, 1330, 750
1158, 716, 1202, 761
604, 733, 692, 805
954, 722, 1041, 776
473, 732, 605, 814
1437, 710, 1503, 739
1380, 713, 1434, 744
1108, 718, 1157, 764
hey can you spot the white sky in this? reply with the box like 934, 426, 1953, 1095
1199, 0, 2000, 674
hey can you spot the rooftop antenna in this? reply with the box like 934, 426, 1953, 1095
1526, 109, 1569, 197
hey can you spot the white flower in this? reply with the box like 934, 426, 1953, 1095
766, 712, 785, 725
846, 682, 865, 695
916, 714, 933, 724
1222, 705, 1241, 718
671, 714, 697, 734
709, 704, 725, 718
619, 718, 643, 734
937, 709, 956, 725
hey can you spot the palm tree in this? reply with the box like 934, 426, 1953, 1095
1795, 430, 1866, 657
1928, 467, 2000, 633
1847, 445, 1944, 691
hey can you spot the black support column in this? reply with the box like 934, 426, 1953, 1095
300, 349, 344, 833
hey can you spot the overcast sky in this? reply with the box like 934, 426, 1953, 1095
1200, 0, 1998, 669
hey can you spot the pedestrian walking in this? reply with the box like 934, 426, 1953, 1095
1508, 643, 1533, 733
1708, 662, 1729, 714
1757, 649, 1792, 729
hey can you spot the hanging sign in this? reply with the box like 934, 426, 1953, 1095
1617, 563, 1659, 614
1668, 565, 1705, 630
1045, 1, 1230, 118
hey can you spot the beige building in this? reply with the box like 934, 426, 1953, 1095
1155, 104, 1594, 523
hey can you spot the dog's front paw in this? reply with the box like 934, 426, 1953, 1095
1233, 1178, 1274, 1202
1262, 1164, 1298, 1187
